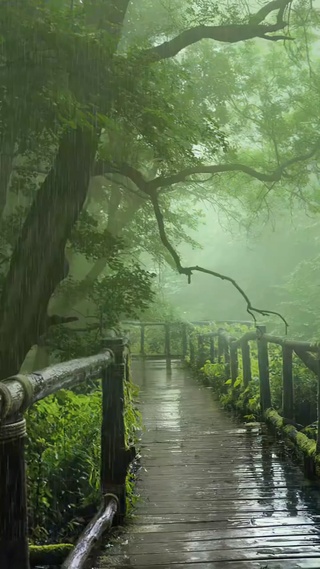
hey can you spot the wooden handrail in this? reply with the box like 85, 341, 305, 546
0, 337, 132, 569
191, 324, 320, 464
0, 351, 114, 419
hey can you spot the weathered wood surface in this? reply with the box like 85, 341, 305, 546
94, 360, 320, 569
0, 351, 113, 418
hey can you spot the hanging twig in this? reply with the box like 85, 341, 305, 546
148, 192, 289, 332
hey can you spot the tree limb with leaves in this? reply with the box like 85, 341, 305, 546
0, 0, 311, 376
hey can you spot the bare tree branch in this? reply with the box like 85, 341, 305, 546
148, 191, 288, 329
138, 0, 294, 62
249, 0, 290, 25
108, 162, 290, 329
263, 34, 294, 41
112, 137, 320, 193
47, 315, 79, 327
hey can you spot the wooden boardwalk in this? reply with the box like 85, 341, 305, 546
94, 360, 320, 569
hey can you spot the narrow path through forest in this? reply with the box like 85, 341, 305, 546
94, 360, 320, 568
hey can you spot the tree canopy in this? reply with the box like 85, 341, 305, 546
1, 0, 320, 376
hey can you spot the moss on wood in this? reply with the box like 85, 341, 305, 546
29, 543, 74, 566
264, 408, 320, 475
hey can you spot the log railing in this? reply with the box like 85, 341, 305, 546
189, 326, 320, 456
121, 320, 190, 359
121, 319, 253, 359
0, 337, 133, 569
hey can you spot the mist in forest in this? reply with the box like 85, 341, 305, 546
3, 2, 320, 567
144, 204, 319, 333
166, 210, 320, 324
2, 0, 320, 374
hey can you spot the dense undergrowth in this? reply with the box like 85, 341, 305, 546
26, 371, 141, 545
188, 324, 318, 436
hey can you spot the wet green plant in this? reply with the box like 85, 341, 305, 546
196, 324, 318, 428
26, 377, 142, 544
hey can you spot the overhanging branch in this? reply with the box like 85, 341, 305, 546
138, 0, 293, 62
112, 137, 320, 195
149, 140, 320, 191
47, 315, 79, 327
249, 0, 290, 25
148, 192, 288, 330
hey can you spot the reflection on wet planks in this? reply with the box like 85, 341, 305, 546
94, 359, 320, 569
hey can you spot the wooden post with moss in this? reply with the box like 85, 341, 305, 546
218, 330, 224, 363
209, 336, 215, 362
165, 323, 171, 359
282, 345, 294, 420
241, 340, 252, 388
0, 415, 30, 569
224, 339, 230, 378
230, 341, 238, 385
317, 355, 320, 454
190, 337, 195, 367
140, 324, 145, 357
100, 338, 128, 521
182, 324, 188, 358
197, 335, 207, 368
256, 326, 271, 414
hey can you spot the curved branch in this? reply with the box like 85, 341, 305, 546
150, 140, 320, 191
47, 315, 79, 327
109, 162, 290, 328
249, 0, 290, 25
138, 1, 293, 63
111, 137, 320, 195
149, 192, 288, 330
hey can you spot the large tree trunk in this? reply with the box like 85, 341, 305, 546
49, 187, 144, 317
0, 2, 140, 379
0, 138, 15, 219
0, 127, 97, 379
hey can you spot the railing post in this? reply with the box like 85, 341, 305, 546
189, 337, 195, 367
182, 324, 188, 359
218, 330, 224, 363
257, 326, 271, 414
209, 336, 215, 362
317, 354, 320, 454
224, 339, 230, 378
282, 345, 294, 420
230, 341, 238, 385
0, 415, 30, 569
140, 324, 145, 357
164, 324, 171, 359
197, 335, 207, 368
241, 340, 252, 388
100, 338, 129, 522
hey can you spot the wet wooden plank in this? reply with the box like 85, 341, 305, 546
111, 525, 320, 544
93, 561, 320, 569
130, 516, 320, 532
93, 360, 320, 569
100, 547, 320, 565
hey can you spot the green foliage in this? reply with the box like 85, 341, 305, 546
26, 389, 102, 542
3, 2, 320, 563
194, 324, 318, 428
201, 361, 227, 396
47, 264, 155, 361
276, 254, 320, 340
26, 376, 141, 543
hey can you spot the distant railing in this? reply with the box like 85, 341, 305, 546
121, 319, 254, 359
0, 338, 133, 569
190, 325, 320, 457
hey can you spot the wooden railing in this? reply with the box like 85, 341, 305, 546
0, 337, 133, 569
121, 319, 254, 359
189, 325, 320, 455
